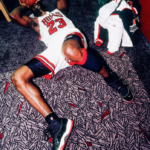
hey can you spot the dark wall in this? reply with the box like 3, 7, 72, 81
139, 0, 150, 44
0, 0, 19, 20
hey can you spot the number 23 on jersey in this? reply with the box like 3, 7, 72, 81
46, 18, 67, 35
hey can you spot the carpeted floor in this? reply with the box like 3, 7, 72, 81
0, 0, 150, 149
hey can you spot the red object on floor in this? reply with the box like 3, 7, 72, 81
86, 142, 92, 146
119, 52, 126, 58
55, 76, 63, 81
0, 133, 3, 139
68, 103, 77, 108
98, 102, 102, 107
139, 128, 150, 141
115, 133, 118, 139
78, 87, 86, 91
17, 102, 23, 116
101, 109, 109, 120
4, 81, 9, 94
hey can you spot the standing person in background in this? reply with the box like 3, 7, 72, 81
94, 0, 140, 54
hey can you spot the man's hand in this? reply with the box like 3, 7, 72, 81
19, 0, 41, 8
19, 0, 27, 6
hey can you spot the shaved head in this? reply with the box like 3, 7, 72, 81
62, 39, 83, 62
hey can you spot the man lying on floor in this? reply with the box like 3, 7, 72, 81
10, 0, 134, 149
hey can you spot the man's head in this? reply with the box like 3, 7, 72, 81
62, 34, 85, 63
31, 1, 46, 17
62, 39, 83, 63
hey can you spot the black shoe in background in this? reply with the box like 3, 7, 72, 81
106, 72, 134, 103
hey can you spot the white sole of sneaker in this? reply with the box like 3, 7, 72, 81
123, 98, 134, 103
59, 119, 74, 150
114, 85, 134, 103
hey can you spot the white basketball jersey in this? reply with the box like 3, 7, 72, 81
37, 9, 76, 47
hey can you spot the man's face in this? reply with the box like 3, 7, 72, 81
31, 3, 45, 17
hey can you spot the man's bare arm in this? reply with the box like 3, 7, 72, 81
57, 0, 69, 16
10, 6, 39, 33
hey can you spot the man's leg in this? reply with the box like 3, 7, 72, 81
62, 39, 134, 103
11, 62, 73, 149
11, 65, 52, 117
83, 50, 134, 103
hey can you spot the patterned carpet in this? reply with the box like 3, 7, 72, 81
0, 0, 150, 149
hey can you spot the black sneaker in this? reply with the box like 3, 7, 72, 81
106, 72, 134, 103
44, 118, 73, 150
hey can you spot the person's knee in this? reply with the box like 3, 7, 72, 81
11, 66, 34, 90
11, 70, 24, 91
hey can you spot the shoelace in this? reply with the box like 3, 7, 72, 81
43, 126, 52, 141
43, 120, 61, 141
43, 127, 60, 150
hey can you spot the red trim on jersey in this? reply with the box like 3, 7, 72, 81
107, 51, 114, 55
132, 8, 137, 15
95, 39, 103, 46
127, 1, 133, 5
95, 24, 103, 46
112, 13, 118, 15
38, 35, 41, 40
130, 4, 138, 14
65, 32, 86, 48
34, 55, 55, 76
127, 1, 138, 14
122, 8, 130, 11
65, 48, 87, 66
97, 24, 101, 39
43, 73, 53, 79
